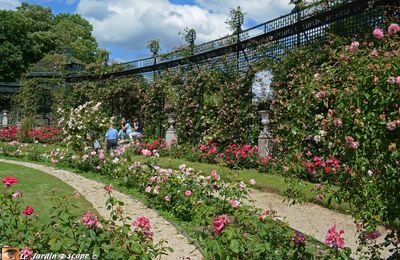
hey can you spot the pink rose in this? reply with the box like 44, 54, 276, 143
165, 195, 171, 202
104, 184, 113, 193
132, 216, 153, 239
91, 151, 97, 156
249, 179, 256, 185
213, 215, 233, 236
388, 23, 400, 35
185, 190, 192, 196
20, 247, 33, 259
229, 200, 240, 207
348, 41, 359, 52
99, 153, 105, 160
145, 186, 151, 193
325, 224, 345, 249
12, 190, 23, 199
373, 28, 384, 39
80, 212, 99, 228
387, 121, 397, 131
396, 76, 400, 86
387, 77, 396, 84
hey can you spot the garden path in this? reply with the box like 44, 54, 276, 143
249, 189, 390, 258
0, 159, 202, 260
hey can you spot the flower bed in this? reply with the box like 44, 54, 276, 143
0, 127, 61, 143
0, 175, 170, 259
0, 141, 354, 259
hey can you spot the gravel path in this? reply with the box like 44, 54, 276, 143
249, 189, 390, 258
0, 159, 202, 260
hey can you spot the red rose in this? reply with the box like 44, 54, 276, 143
2, 176, 19, 186
23, 206, 34, 216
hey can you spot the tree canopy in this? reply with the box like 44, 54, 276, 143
0, 2, 104, 82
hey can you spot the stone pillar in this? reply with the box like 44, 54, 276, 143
165, 113, 177, 146
2, 110, 8, 128
258, 110, 272, 158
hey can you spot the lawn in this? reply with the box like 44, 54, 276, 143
0, 162, 97, 224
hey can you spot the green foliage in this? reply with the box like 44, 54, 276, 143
0, 3, 102, 81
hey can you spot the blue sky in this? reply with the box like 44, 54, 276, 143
1, 0, 294, 62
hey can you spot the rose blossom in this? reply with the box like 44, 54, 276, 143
20, 247, 33, 259
365, 230, 381, 240
22, 206, 34, 216
373, 28, 384, 39
334, 118, 343, 127
185, 190, 192, 196
99, 153, 105, 160
348, 41, 359, 52
388, 23, 400, 35
90, 151, 97, 156
213, 215, 233, 236
325, 224, 345, 249
2, 176, 19, 186
132, 216, 153, 239
293, 231, 306, 246
80, 212, 99, 228
104, 184, 113, 193
389, 143, 397, 152
142, 149, 152, 157
165, 195, 171, 202
145, 186, 151, 193
387, 121, 397, 131
249, 179, 256, 185
12, 190, 22, 199
229, 200, 240, 208
396, 76, 400, 86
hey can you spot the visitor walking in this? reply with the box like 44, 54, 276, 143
105, 123, 118, 152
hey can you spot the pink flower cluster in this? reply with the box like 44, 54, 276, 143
80, 212, 99, 229
373, 24, 400, 39
132, 216, 153, 239
325, 224, 345, 249
345, 136, 359, 149
213, 214, 233, 236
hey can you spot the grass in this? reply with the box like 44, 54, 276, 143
129, 155, 352, 214
0, 162, 97, 224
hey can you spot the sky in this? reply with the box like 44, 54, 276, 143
0, 0, 294, 63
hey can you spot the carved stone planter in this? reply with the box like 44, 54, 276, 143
165, 113, 178, 146
258, 110, 272, 158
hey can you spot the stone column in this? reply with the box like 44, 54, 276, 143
2, 110, 8, 128
165, 113, 178, 146
258, 110, 272, 158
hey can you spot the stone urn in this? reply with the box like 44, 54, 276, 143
258, 110, 272, 158
165, 113, 177, 145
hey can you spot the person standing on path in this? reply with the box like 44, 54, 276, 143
105, 123, 118, 152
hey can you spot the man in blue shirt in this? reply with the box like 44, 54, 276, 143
105, 123, 118, 152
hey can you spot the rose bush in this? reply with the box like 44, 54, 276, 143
0, 127, 60, 143
265, 24, 400, 258
0, 175, 170, 259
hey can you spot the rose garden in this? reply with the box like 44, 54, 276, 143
0, 1, 399, 259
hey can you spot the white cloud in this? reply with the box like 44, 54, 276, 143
0, 0, 20, 10
195, 0, 292, 24
76, 0, 294, 59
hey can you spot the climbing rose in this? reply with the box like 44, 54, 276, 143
22, 206, 34, 216
185, 190, 192, 196
20, 247, 33, 259
373, 28, 384, 39
348, 41, 359, 52
388, 23, 400, 35
325, 225, 345, 249
213, 215, 233, 236
80, 212, 99, 228
2, 176, 18, 186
